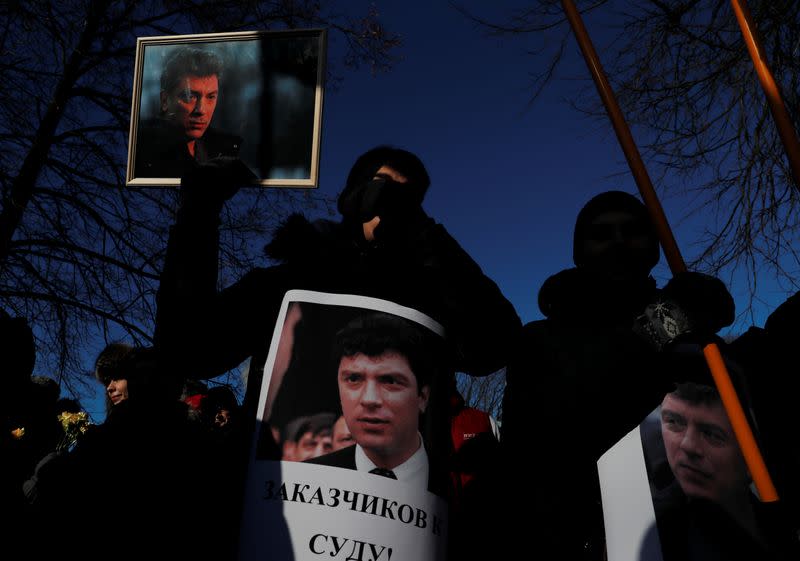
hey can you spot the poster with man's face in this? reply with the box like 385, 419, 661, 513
598, 375, 779, 561
239, 290, 450, 561
126, 29, 325, 187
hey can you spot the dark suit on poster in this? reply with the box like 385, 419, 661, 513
134, 118, 243, 178
307, 444, 448, 498
306, 444, 359, 469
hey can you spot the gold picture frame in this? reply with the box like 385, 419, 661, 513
126, 29, 326, 188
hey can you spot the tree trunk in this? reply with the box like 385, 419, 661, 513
0, 0, 107, 270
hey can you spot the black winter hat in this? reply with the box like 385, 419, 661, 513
283, 412, 336, 443
94, 342, 135, 384
572, 190, 660, 271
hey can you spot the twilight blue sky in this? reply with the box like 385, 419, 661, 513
83, 1, 794, 419
315, 0, 789, 328
317, 0, 629, 326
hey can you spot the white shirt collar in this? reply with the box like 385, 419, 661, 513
354, 434, 429, 491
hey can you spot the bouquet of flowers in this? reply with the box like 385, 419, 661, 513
56, 411, 91, 453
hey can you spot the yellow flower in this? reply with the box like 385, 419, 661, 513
11, 427, 25, 439
58, 411, 88, 431
56, 411, 91, 452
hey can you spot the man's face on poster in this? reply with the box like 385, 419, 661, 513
332, 415, 355, 452
660, 393, 750, 503
337, 351, 429, 467
294, 429, 333, 462
160, 74, 219, 140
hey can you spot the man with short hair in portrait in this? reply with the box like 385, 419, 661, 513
331, 414, 354, 452
649, 380, 796, 559
660, 383, 751, 509
290, 412, 336, 462
135, 47, 242, 178
307, 313, 440, 494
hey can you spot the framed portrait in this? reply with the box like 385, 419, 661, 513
126, 29, 326, 188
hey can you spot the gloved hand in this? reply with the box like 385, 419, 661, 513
339, 176, 432, 246
634, 271, 735, 351
662, 271, 735, 332
368, 179, 432, 245
337, 178, 386, 223
178, 157, 256, 222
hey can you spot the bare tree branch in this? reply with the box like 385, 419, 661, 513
462, 0, 800, 323
0, 0, 401, 400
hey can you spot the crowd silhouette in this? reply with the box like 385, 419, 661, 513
4, 147, 800, 561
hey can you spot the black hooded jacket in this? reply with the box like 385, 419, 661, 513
155, 207, 522, 500
499, 266, 675, 560
156, 209, 520, 410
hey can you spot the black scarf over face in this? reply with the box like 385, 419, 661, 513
338, 177, 425, 225
337, 147, 430, 231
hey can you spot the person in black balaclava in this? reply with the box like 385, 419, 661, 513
572, 190, 659, 279
153, 146, 521, 558
155, 145, 520, 417
336, 146, 430, 245
495, 190, 736, 561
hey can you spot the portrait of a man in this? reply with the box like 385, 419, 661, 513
659, 384, 750, 506
127, 30, 326, 186
331, 415, 355, 452
242, 296, 450, 561
134, 47, 242, 178
638, 374, 780, 561
307, 312, 441, 493
281, 412, 336, 462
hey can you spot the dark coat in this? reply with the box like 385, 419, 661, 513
653, 494, 800, 561
156, 212, 520, 427
306, 443, 360, 469
133, 118, 242, 178
498, 267, 675, 561
728, 291, 800, 537
23, 397, 223, 560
